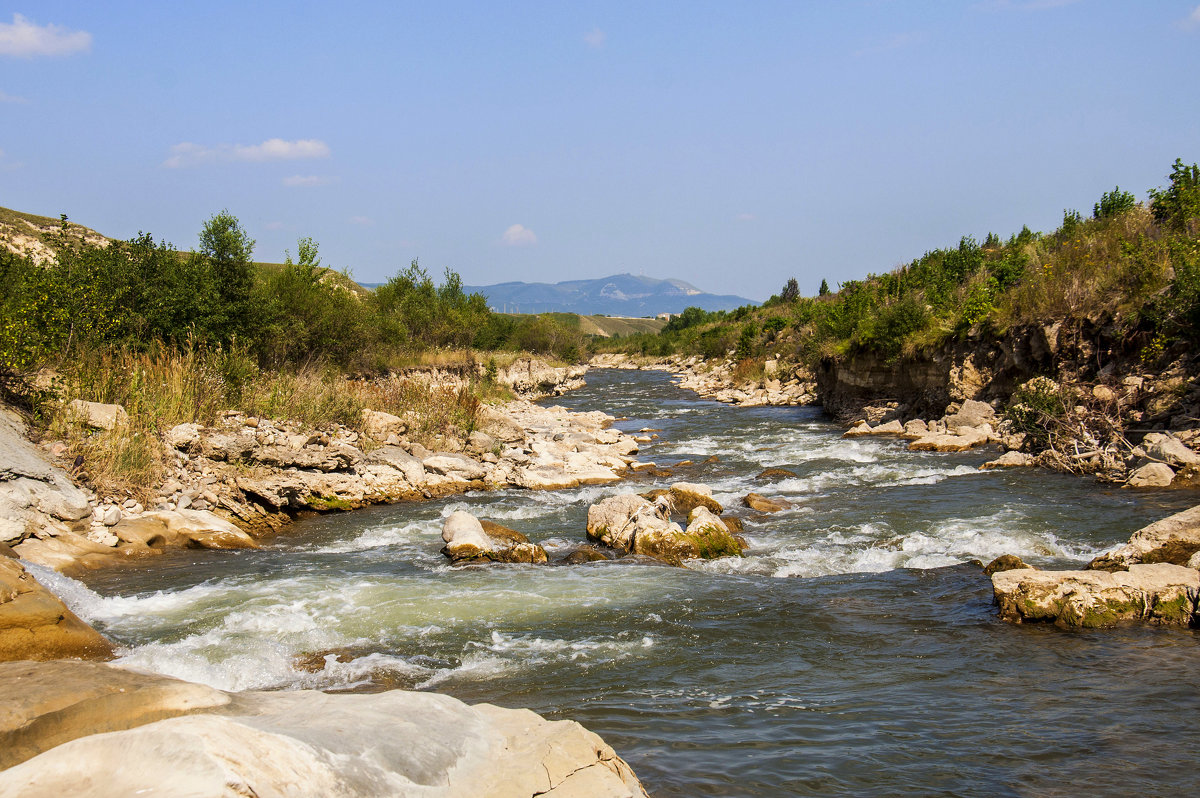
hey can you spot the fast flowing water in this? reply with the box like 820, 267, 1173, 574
40, 369, 1200, 797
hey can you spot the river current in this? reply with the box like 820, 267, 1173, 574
39, 369, 1200, 796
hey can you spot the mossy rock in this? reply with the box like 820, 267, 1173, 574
984, 554, 1030, 576
303, 493, 355, 512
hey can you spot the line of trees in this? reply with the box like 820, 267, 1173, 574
0, 211, 588, 377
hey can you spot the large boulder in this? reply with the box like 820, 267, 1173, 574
0, 557, 114, 662
1125, 462, 1175, 488
1138, 432, 1200, 467
441, 512, 547, 564
586, 493, 741, 565
583, 494, 681, 556
992, 564, 1199, 628
944, 399, 995, 431
0, 660, 648, 797
666, 483, 723, 516
1089, 504, 1200, 571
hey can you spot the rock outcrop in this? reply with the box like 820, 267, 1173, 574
0, 660, 648, 797
992, 564, 1199, 628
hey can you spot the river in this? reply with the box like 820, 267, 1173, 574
39, 369, 1200, 796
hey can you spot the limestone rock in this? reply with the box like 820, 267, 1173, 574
755, 467, 797, 481
872, 419, 905, 435
980, 451, 1033, 470
843, 421, 873, 438
1125, 462, 1175, 488
0, 661, 648, 797
166, 422, 202, 451
478, 406, 526, 444
66, 400, 128, 430
1089, 504, 1200, 571
0, 559, 114, 662
440, 510, 495, 560
423, 453, 488, 482
944, 399, 994, 431
903, 419, 929, 438
441, 512, 547, 564
364, 445, 427, 487
908, 427, 988, 452
992, 563, 1199, 628
0, 410, 92, 547
1139, 432, 1200, 467
742, 492, 790, 513
360, 408, 406, 442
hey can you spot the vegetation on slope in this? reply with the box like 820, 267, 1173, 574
612, 158, 1200, 369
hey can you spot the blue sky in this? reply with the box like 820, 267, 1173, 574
3, 1, 1199, 301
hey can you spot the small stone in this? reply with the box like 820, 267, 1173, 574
984, 554, 1030, 575
101, 506, 122, 526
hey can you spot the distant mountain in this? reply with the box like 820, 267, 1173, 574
463, 273, 757, 316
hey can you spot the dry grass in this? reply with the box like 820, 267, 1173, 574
38, 344, 493, 499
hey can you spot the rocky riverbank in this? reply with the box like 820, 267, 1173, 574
3, 361, 636, 578
593, 330, 1200, 489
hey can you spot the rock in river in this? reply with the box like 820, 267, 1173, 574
441, 511, 548, 564
992, 563, 1199, 628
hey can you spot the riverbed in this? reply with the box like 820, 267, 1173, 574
42, 369, 1200, 796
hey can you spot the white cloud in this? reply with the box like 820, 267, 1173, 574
501, 224, 537, 246
584, 28, 606, 49
1178, 4, 1200, 29
282, 174, 336, 187
349, 216, 374, 226
163, 138, 331, 168
736, 212, 755, 222
0, 89, 27, 103
264, 221, 289, 231
0, 13, 91, 58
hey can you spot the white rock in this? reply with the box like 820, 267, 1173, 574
441, 510, 494, 552
67, 400, 128, 431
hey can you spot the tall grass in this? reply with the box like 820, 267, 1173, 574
38, 343, 491, 500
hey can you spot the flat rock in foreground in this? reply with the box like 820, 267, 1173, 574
992, 563, 1200, 629
0, 660, 647, 798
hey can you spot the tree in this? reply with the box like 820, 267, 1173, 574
1149, 158, 1200, 230
818, 278, 830, 297
198, 210, 256, 341
780, 277, 800, 302
1093, 186, 1136, 220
